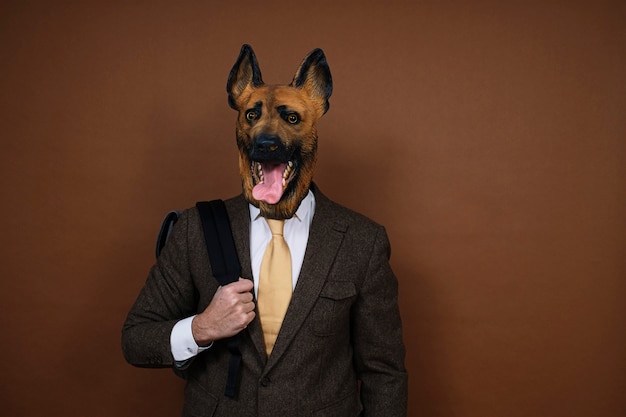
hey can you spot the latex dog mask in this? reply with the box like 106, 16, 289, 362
227, 44, 333, 220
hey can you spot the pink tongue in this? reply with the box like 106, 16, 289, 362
252, 163, 286, 204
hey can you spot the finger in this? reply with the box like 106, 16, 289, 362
231, 277, 253, 292
242, 300, 255, 312
240, 291, 254, 303
219, 279, 251, 296
243, 311, 256, 327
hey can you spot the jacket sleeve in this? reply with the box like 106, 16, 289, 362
352, 226, 408, 416
121, 209, 199, 368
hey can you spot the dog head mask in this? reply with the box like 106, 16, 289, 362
227, 44, 332, 219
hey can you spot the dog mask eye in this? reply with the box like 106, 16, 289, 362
245, 111, 257, 121
287, 113, 299, 124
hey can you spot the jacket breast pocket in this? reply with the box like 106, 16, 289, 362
310, 281, 357, 336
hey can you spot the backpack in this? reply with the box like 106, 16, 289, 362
155, 200, 242, 398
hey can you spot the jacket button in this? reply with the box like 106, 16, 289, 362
260, 377, 270, 387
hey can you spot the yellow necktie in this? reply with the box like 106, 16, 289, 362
258, 219, 292, 356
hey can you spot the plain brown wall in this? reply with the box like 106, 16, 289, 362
1, 1, 624, 416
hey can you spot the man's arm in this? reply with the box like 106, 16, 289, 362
122, 209, 255, 368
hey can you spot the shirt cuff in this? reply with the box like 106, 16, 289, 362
170, 316, 213, 361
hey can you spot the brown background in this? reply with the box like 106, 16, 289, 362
1, 1, 624, 416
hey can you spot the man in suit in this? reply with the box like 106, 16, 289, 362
122, 45, 407, 416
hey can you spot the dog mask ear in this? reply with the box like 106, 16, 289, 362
290, 48, 333, 114
227, 44, 264, 110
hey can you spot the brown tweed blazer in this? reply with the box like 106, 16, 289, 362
122, 185, 407, 417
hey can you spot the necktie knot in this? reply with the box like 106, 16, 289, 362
266, 219, 285, 236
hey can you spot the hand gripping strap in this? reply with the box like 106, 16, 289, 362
195, 200, 242, 398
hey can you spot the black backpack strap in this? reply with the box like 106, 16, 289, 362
195, 200, 242, 399
196, 200, 241, 285
155, 210, 182, 258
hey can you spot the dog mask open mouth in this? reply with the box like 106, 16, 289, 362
227, 44, 332, 219
251, 160, 295, 205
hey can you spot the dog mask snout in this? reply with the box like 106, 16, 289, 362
252, 134, 291, 162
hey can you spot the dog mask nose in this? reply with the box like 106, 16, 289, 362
252, 134, 289, 162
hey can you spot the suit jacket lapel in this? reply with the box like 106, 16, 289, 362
266, 187, 347, 368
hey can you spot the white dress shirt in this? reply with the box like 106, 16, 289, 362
170, 191, 315, 361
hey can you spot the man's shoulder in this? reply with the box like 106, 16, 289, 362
174, 194, 248, 233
